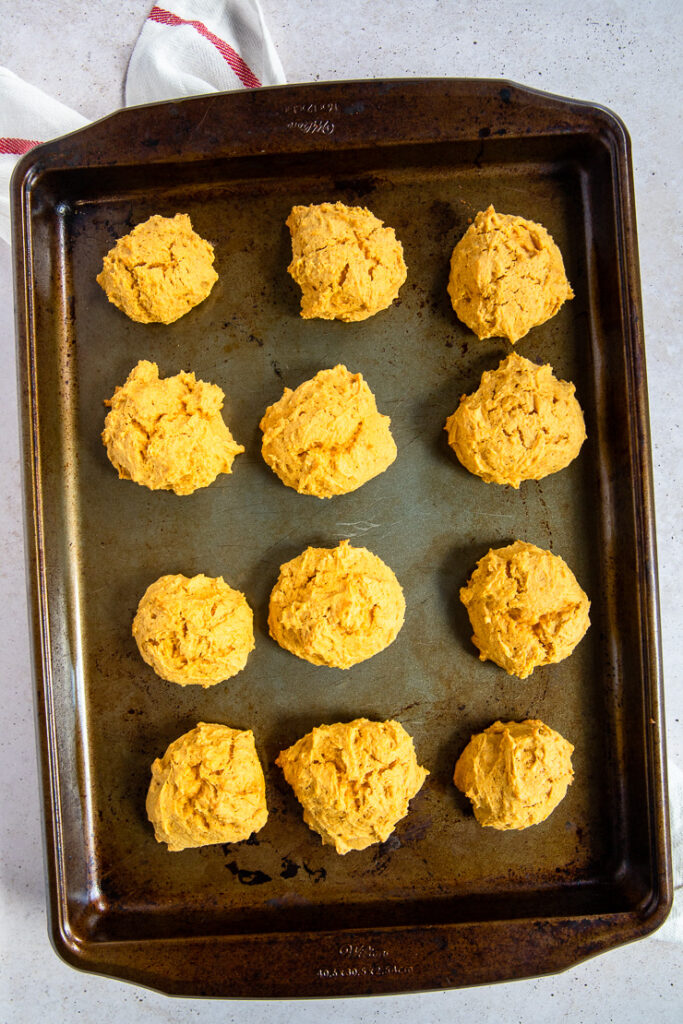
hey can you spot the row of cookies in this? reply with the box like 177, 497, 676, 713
147, 716, 575, 854
102, 354, 586, 499
133, 536, 589, 685
97, 203, 573, 346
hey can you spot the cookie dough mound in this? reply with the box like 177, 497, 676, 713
260, 364, 397, 498
445, 353, 586, 487
276, 718, 428, 853
146, 722, 268, 851
460, 540, 590, 678
133, 574, 255, 687
102, 360, 244, 495
96, 213, 218, 324
268, 539, 405, 668
453, 719, 574, 830
286, 202, 407, 322
447, 206, 574, 343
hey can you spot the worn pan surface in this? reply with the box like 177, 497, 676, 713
12, 79, 671, 996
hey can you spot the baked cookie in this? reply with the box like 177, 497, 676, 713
445, 353, 586, 487
133, 574, 254, 687
102, 360, 244, 494
460, 540, 590, 678
453, 719, 574, 830
268, 539, 405, 668
276, 718, 428, 853
447, 205, 573, 343
260, 364, 397, 498
286, 202, 407, 321
97, 213, 217, 323
146, 722, 268, 851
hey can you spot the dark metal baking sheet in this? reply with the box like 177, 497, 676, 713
12, 79, 671, 997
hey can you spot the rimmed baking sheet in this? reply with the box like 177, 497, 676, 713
13, 78, 670, 996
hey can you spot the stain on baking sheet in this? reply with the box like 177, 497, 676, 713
225, 861, 272, 886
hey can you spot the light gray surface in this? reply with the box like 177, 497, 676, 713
0, 0, 681, 1020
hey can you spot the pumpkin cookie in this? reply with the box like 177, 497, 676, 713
447, 205, 573, 343
277, 718, 428, 853
260, 364, 397, 497
286, 202, 407, 321
146, 722, 267, 851
97, 213, 217, 323
445, 353, 586, 487
102, 360, 244, 494
460, 540, 590, 678
453, 719, 574, 830
268, 539, 405, 668
133, 574, 254, 687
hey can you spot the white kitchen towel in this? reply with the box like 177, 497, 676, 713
0, 68, 89, 242
656, 759, 683, 942
0, 0, 285, 243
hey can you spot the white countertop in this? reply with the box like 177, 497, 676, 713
1, 1, 681, 1020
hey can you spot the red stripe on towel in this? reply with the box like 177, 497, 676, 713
149, 6, 261, 88
0, 137, 41, 155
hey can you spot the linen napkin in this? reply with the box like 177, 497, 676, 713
0, 0, 285, 243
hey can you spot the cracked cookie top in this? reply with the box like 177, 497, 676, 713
453, 719, 574, 830
268, 539, 405, 669
259, 364, 397, 498
146, 722, 268, 851
133, 573, 255, 687
96, 213, 218, 324
447, 205, 573, 343
460, 540, 590, 678
286, 202, 407, 322
445, 352, 586, 487
276, 718, 428, 854
102, 360, 244, 494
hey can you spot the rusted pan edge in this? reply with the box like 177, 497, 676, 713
12, 77, 627, 175
51, 911, 668, 998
